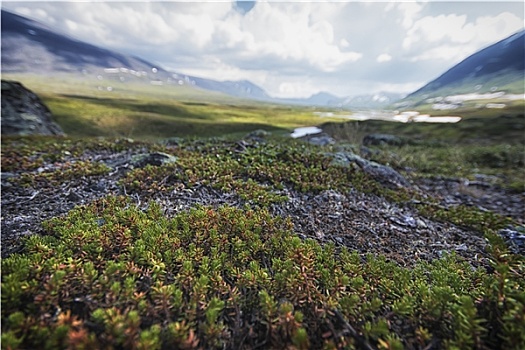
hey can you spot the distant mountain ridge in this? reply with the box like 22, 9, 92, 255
7, 9, 519, 110
401, 29, 525, 107
336, 92, 405, 109
1, 10, 171, 80
0, 9, 405, 108
1, 10, 275, 102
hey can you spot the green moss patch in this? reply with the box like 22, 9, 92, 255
2, 196, 524, 349
120, 140, 409, 207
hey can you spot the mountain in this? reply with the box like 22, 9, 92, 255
1, 10, 274, 101
1, 9, 407, 109
336, 92, 404, 109
189, 77, 271, 101
401, 30, 525, 107
277, 91, 404, 110
1, 10, 173, 81
277, 92, 340, 107
304, 92, 340, 106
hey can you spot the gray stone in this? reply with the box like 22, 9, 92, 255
498, 227, 525, 255
161, 137, 184, 146
66, 191, 82, 202
1, 80, 64, 136
363, 134, 403, 147
1, 172, 16, 188
331, 151, 410, 188
246, 129, 271, 139
307, 134, 336, 146
1, 172, 16, 180
130, 152, 178, 168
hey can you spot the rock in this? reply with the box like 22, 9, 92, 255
1, 172, 16, 180
331, 151, 410, 188
359, 145, 380, 158
161, 137, 184, 146
130, 152, 178, 168
1, 80, 65, 136
305, 134, 336, 146
498, 227, 525, 255
363, 134, 403, 147
66, 191, 82, 202
390, 215, 417, 228
1, 172, 16, 188
244, 130, 271, 144
246, 129, 271, 139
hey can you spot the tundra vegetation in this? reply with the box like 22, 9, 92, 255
1, 75, 524, 349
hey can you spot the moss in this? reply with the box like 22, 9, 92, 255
1, 136, 149, 172
2, 132, 524, 349
120, 139, 412, 207
2, 196, 524, 349
16, 160, 111, 187
416, 203, 513, 233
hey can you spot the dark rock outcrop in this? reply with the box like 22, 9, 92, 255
301, 133, 336, 146
1, 80, 64, 136
498, 227, 525, 255
331, 151, 410, 188
363, 134, 403, 147
130, 152, 178, 168
308, 134, 336, 146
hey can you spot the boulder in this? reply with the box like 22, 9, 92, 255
331, 151, 410, 188
245, 129, 271, 143
1, 80, 64, 136
363, 134, 403, 147
307, 134, 336, 146
498, 227, 525, 255
246, 129, 271, 139
130, 152, 178, 168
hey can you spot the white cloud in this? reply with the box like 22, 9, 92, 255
403, 11, 524, 62
397, 2, 424, 29
409, 45, 471, 62
17, 1, 362, 74
235, 2, 362, 72
374, 81, 426, 95
10, 6, 57, 25
278, 81, 315, 98
377, 53, 392, 63
2, 1, 523, 98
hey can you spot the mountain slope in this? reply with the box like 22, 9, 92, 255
2, 9, 412, 108
1, 10, 172, 80
337, 92, 404, 109
1, 10, 275, 101
402, 30, 524, 105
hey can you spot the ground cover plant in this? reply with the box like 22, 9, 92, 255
2, 130, 524, 349
2, 75, 524, 349
322, 105, 525, 195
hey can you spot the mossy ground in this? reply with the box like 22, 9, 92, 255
2, 74, 524, 349
322, 109, 525, 194
2, 132, 524, 350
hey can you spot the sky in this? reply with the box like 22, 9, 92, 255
2, 1, 524, 98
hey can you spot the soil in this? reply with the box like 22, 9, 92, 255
2, 140, 523, 267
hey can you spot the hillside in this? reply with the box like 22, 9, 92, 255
0, 10, 275, 102
1, 9, 401, 108
1, 10, 171, 80
399, 30, 524, 109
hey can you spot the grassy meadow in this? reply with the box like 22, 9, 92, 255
3, 74, 342, 140
322, 102, 525, 192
